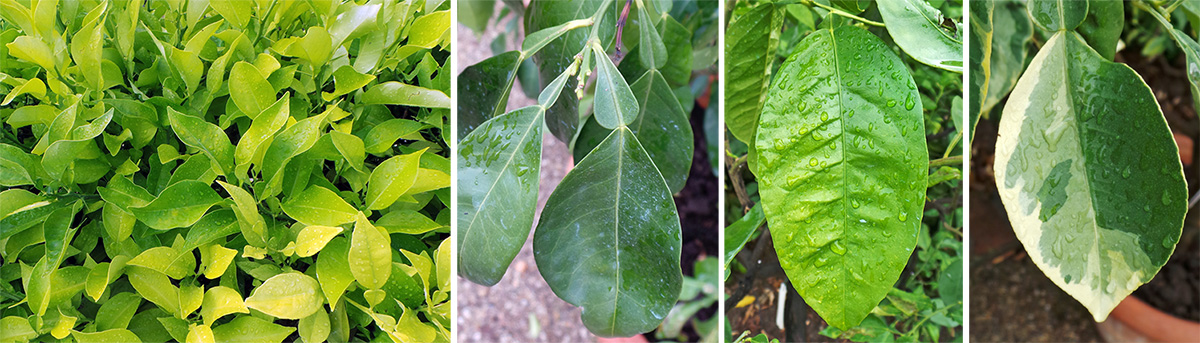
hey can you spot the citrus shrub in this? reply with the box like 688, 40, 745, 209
0, 0, 451, 342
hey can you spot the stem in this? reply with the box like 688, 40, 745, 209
1188, 190, 1200, 209
928, 155, 962, 168
806, 0, 885, 27
726, 143, 753, 212
903, 301, 962, 337
943, 131, 962, 159
614, 0, 633, 53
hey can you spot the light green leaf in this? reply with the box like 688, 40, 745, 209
6, 35, 54, 71
533, 127, 682, 337
756, 25, 926, 331
245, 272, 322, 319
591, 43, 639, 129
216, 181, 267, 247
457, 106, 543, 286
878, 0, 964, 72
290, 26, 332, 67
316, 237, 354, 307
350, 214, 391, 289
186, 324, 215, 343
209, 0, 251, 28
295, 225, 343, 257
0, 316, 36, 343
993, 31, 1186, 322
200, 286, 247, 325
126, 266, 183, 318
229, 62, 276, 116
95, 292, 140, 330
85, 256, 129, 301
129, 180, 222, 230
234, 93, 290, 170
322, 66, 377, 101
378, 210, 444, 235
299, 307, 331, 343
1, 78, 45, 106
71, 15, 105, 90
199, 244, 237, 278
329, 131, 366, 172
71, 329, 142, 343
364, 118, 425, 155
407, 10, 449, 48
365, 149, 425, 210
282, 186, 358, 227
724, 3, 783, 144
128, 246, 197, 280
361, 81, 451, 108
212, 316, 295, 343
261, 113, 326, 198
168, 108, 235, 175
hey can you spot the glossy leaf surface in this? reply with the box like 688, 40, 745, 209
755, 26, 926, 330
724, 3, 783, 144
574, 70, 693, 193
533, 128, 682, 337
994, 31, 1186, 321
457, 107, 544, 286
878, 0, 964, 72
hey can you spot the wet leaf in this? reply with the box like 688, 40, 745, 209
994, 30, 1186, 322
756, 26, 926, 330
533, 128, 682, 337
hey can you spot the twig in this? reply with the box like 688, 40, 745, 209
804, 0, 885, 27
614, 0, 633, 54
928, 155, 963, 168
726, 142, 753, 212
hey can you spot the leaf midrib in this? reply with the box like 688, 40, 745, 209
829, 26, 852, 327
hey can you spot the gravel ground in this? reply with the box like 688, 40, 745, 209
455, 5, 596, 342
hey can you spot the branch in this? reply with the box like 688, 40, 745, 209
928, 155, 962, 169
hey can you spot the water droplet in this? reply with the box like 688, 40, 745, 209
830, 240, 847, 255
1052, 237, 1063, 258
1163, 235, 1178, 248
1122, 166, 1131, 178
904, 94, 916, 110
898, 212, 908, 221
1162, 191, 1172, 205
820, 112, 829, 121
886, 100, 897, 107
809, 158, 818, 167
815, 255, 830, 267
851, 199, 860, 208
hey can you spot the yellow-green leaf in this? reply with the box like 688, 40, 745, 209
244, 272, 323, 319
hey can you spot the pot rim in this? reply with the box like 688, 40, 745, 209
1107, 294, 1200, 342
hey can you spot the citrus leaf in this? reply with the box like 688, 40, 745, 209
878, 0, 964, 72
129, 180, 223, 230
533, 127, 682, 337
245, 272, 323, 319
457, 106, 543, 286
994, 30, 1186, 322
282, 186, 358, 227
724, 3, 783, 144
349, 214, 391, 289
755, 26, 926, 330
365, 149, 425, 210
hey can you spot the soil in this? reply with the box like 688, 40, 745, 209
969, 36, 1200, 341
455, 6, 719, 342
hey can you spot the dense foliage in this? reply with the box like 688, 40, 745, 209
457, 0, 718, 338
723, 0, 964, 341
0, 1, 451, 342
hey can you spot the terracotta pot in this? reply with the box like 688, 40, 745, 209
1097, 295, 1200, 342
